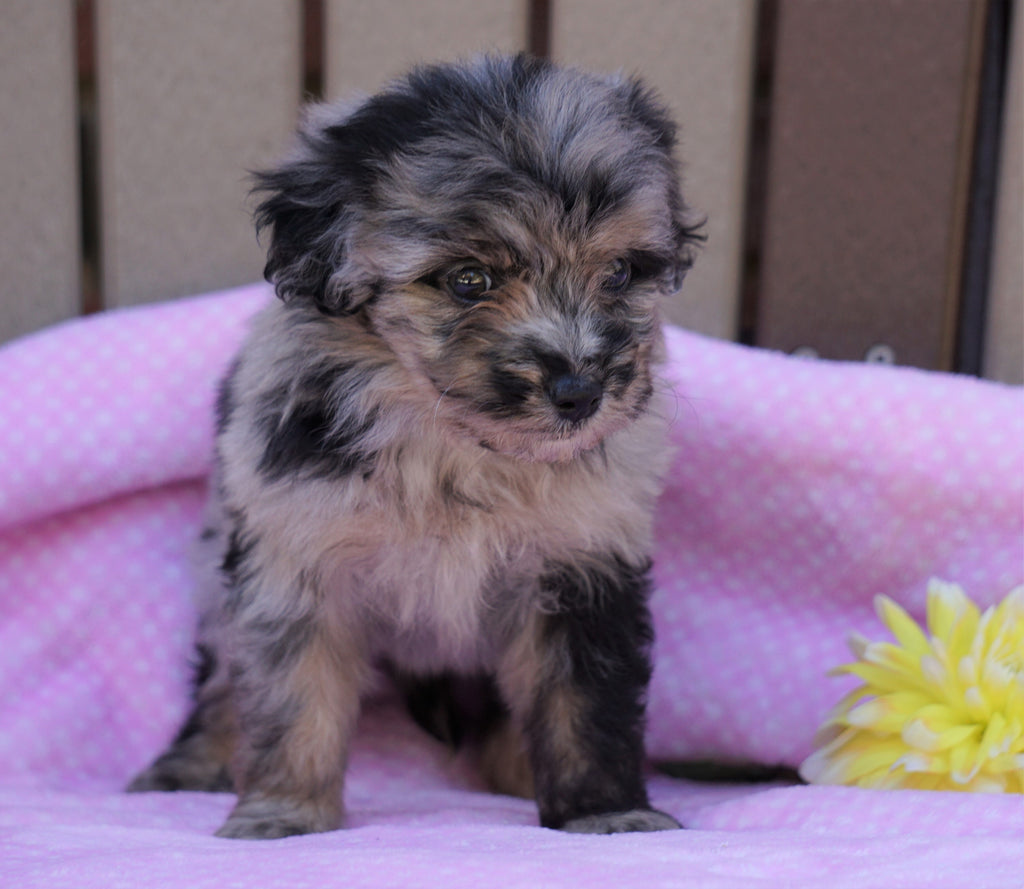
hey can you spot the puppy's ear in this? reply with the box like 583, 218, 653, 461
616, 78, 706, 292
668, 206, 707, 293
252, 107, 372, 316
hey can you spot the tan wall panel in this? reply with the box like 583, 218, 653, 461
552, 0, 757, 340
984, 4, 1023, 384
755, 0, 979, 369
324, 0, 527, 99
95, 1, 302, 309
0, 1, 79, 343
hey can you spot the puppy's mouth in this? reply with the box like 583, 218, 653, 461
435, 373, 643, 463
479, 414, 632, 464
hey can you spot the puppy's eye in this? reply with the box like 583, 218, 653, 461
446, 267, 493, 302
601, 258, 631, 292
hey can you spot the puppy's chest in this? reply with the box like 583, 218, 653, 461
325, 440, 594, 664
350, 443, 544, 575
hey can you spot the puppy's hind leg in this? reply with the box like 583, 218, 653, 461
127, 642, 236, 793
398, 671, 535, 800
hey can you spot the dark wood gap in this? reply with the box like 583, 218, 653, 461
529, 0, 552, 58
302, 0, 325, 101
954, 0, 1014, 375
75, 0, 102, 316
736, 0, 779, 346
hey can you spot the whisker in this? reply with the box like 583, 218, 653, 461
433, 388, 451, 425
432, 374, 474, 427
651, 376, 700, 429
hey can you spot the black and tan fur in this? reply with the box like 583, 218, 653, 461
128, 54, 702, 839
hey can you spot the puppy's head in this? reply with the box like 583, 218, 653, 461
254, 55, 702, 462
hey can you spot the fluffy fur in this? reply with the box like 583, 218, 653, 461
128, 54, 702, 839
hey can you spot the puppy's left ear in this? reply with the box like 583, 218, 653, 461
252, 108, 372, 316
668, 206, 706, 293
616, 78, 706, 293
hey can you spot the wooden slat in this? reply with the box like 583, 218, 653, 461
0, 1, 80, 343
552, 0, 758, 340
753, 0, 982, 369
984, 3, 1023, 384
323, 0, 526, 99
94, 0, 302, 309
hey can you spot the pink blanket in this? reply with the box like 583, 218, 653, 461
2, 284, 1021, 887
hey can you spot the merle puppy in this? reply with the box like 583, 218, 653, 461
129, 54, 702, 839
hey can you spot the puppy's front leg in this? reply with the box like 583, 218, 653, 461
501, 556, 680, 834
217, 599, 365, 840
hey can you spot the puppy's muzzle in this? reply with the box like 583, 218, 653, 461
546, 374, 603, 423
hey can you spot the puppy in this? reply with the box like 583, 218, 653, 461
129, 54, 703, 839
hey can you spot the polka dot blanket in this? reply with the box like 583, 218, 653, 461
1, 283, 1021, 888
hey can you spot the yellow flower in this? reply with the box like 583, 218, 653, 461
800, 580, 1024, 793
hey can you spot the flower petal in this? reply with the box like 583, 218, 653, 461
926, 579, 971, 640
839, 662, 933, 697
902, 719, 979, 753
876, 596, 930, 656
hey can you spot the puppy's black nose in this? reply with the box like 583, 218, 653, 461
547, 374, 603, 423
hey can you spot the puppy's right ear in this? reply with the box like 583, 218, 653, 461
252, 109, 368, 316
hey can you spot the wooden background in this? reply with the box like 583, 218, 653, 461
2, 0, 1020, 382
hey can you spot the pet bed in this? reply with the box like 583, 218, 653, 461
1, 284, 1021, 888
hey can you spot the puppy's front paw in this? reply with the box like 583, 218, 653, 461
215, 794, 341, 840
560, 808, 682, 834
